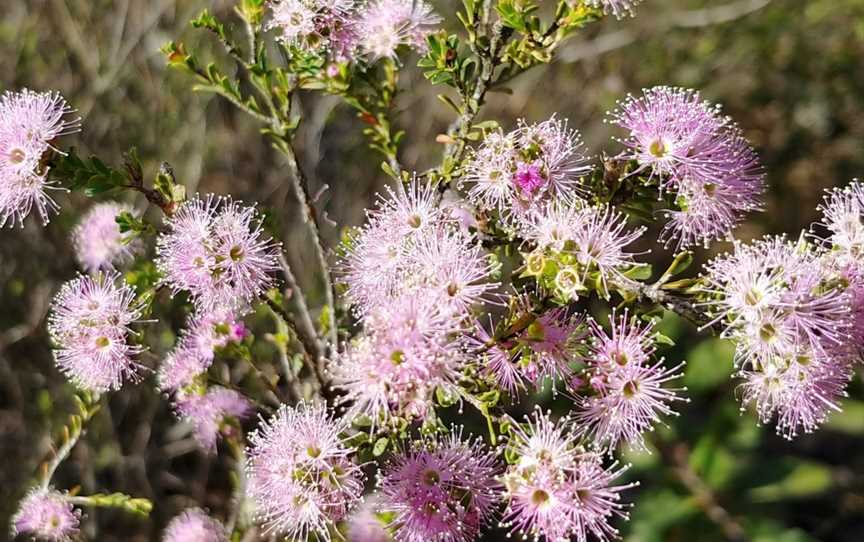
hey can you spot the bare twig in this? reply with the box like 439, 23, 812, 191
659, 442, 751, 542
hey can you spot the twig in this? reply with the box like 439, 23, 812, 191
274, 140, 339, 354
277, 252, 322, 361
40, 393, 101, 490
659, 442, 751, 542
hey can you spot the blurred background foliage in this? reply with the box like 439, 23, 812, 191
2, 0, 864, 540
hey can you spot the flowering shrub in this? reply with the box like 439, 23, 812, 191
5, 0, 863, 540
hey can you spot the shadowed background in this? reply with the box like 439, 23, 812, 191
2, 0, 864, 540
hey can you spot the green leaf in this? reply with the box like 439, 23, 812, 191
372, 437, 390, 457
825, 399, 864, 435
683, 338, 735, 394
749, 461, 833, 502
620, 263, 652, 281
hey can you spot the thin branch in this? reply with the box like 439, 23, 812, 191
274, 140, 339, 354
659, 442, 751, 542
277, 251, 322, 361
40, 394, 101, 490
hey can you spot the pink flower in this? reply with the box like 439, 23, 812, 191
12, 489, 81, 542
333, 292, 466, 423
158, 308, 247, 392
378, 431, 501, 542
339, 179, 496, 317
48, 272, 143, 392
156, 195, 279, 311
72, 201, 142, 272
467, 321, 527, 396
464, 116, 591, 225
703, 235, 857, 436
0, 89, 79, 227
246, 402, 365, 541
609, 86, 763, 248
573, 312, 686, 451
266, 0, 357, 57
162, 508, 228, 542
175, 387, 253, 452
347, 495, 393, 542
356, 0, 440, 59
502, 409, 635, 541
514, 162, 546, 196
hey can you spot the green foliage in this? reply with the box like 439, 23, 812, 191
74, 492, 153, 517
51, 148, 127, 196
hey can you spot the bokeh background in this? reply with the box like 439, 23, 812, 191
3, 0, 864, 540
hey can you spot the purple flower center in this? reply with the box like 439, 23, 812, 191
514, 162, 546, 196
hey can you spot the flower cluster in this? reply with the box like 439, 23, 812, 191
703, 235, 857, 437
156, 195, 279, 312
0, 89, 79, 227
11, 489, 81, 542
162, 508, 228, 542
609, 86, 764, 248
333, 291, 468, 422
336, 180, 498, 422
356, 0, 441, 60
341, 180, 496, 315
520, 202, 646, 301
471, 308, 585, 397
48, 272, 143, 392
157, 307, 250, 452
347, 496, 393, 542
175, 387, 252, 453
573, 312, 686, 451
463, 116, 591, 226
156, 198, 267, 450
245, 402, 365, 541
377, 431, 501, 542
501, 409, 634, 542
157, 308, 247, 393
72, 201, 142, 272
266, 0, 439, 61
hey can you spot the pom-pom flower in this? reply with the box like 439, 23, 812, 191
48, 272, 143, 392
817, 181, 864, 263
266, 0, 358, 57
162, 508, 228, 542
158, 308, 247, 392
246, 402, 365, 541
521, 202, 646, 301
378, 431, 501, 542
347, 496, 393, 542
356, 0, 440, 59
464, 116, 592, 225
0, 89, 79, 227
333, 292, 466, 422
340, 179, 496, 317
702, 235, 855, 437
72, 201, 141, 272
609, 86, 763, 248
176, 387, 253, 453
501, 409, 635, 542
515, 308, 584, 387
12, 489, 81, 542
156, 195, 279, 311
